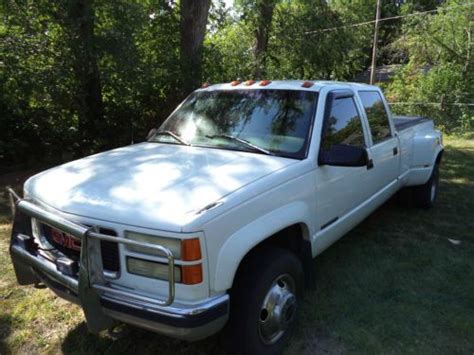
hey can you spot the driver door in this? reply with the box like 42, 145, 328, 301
313, 90, 372, 249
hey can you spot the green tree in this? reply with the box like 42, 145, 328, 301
180, 0, 212, 93
62, 0, 104, 151
386, 1, 473, 131
0, 0, 78, 166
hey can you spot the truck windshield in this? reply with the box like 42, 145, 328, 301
150, 89, 318, 159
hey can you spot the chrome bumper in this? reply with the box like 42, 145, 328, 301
7, 187, 229, 341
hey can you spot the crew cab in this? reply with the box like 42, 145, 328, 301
7, 81, 443, 354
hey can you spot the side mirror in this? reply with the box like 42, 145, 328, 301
318, 144, 368, 167
146, 128, 158, 140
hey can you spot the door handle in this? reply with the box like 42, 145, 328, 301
367, 159, 374, 170
393, 147, 398, 155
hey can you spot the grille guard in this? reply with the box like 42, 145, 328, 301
7, 187, 176, 331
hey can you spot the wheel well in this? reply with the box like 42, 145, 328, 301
232, 223, 316, 291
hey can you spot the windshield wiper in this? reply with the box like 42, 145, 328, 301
206, 134, 273, 155
154, 131, 190, 146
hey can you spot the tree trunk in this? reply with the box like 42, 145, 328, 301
180, 0, 211, 94
65, 0, 105, 151
253, 0, 276, 78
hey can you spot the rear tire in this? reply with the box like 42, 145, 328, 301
224, 247, 304, 355
413, 164, 439, 209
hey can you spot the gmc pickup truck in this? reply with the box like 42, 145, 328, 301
7, 80, 443, 354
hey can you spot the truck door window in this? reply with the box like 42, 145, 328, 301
359, 91, 392, 144
321, 96, 365, 150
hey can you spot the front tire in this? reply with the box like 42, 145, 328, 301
413, 163, 439, 209
225, 247, 304, 355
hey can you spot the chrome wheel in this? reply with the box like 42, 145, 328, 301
258, 274, 297, 345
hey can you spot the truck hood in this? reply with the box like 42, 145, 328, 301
25, 143, 296, 231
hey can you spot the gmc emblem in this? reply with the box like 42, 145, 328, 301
50, 228, 81, 252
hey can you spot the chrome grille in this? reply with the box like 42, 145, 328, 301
41, 224, 120, 273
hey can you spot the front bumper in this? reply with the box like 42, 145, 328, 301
7, 188, 229, 341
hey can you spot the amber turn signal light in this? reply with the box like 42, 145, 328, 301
181, 238, 202, 261
181, 264, 203, 285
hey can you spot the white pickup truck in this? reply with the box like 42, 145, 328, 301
8, 80, 443, 354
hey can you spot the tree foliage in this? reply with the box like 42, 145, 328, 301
0, 0, 471, 168
386, 0, 473, 131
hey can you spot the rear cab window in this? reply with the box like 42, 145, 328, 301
359, 91, 392, 144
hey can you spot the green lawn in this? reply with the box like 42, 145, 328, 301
1, 136, 473, 354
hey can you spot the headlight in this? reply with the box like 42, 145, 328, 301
125, 231, 182, 258
127, 257, 181, 282
125, 231, 202, 261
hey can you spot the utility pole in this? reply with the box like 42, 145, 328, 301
370, 0, 382, 85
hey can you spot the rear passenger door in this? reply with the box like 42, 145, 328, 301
358, 90, 399, 193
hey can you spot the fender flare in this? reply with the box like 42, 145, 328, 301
424, 146, 444, 184
429, 130, 444, 170
433, 147, 444, 166
213, 201, 312, 292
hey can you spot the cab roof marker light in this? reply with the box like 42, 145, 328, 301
302, 81, 314, 88
244, 80, 255, 86
201, 82, 211, 88
230, 80, 241, 86
259, 80, 271, 86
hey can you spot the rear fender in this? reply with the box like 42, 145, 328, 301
412, 130, 442, 168
405, 130, 443, 186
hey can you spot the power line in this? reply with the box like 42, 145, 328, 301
304, 3, 474, 35
390, 102, 474, 106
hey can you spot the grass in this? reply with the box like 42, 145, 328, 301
1, 135, 474, 354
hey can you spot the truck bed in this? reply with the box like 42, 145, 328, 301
393, 116, 431, 131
